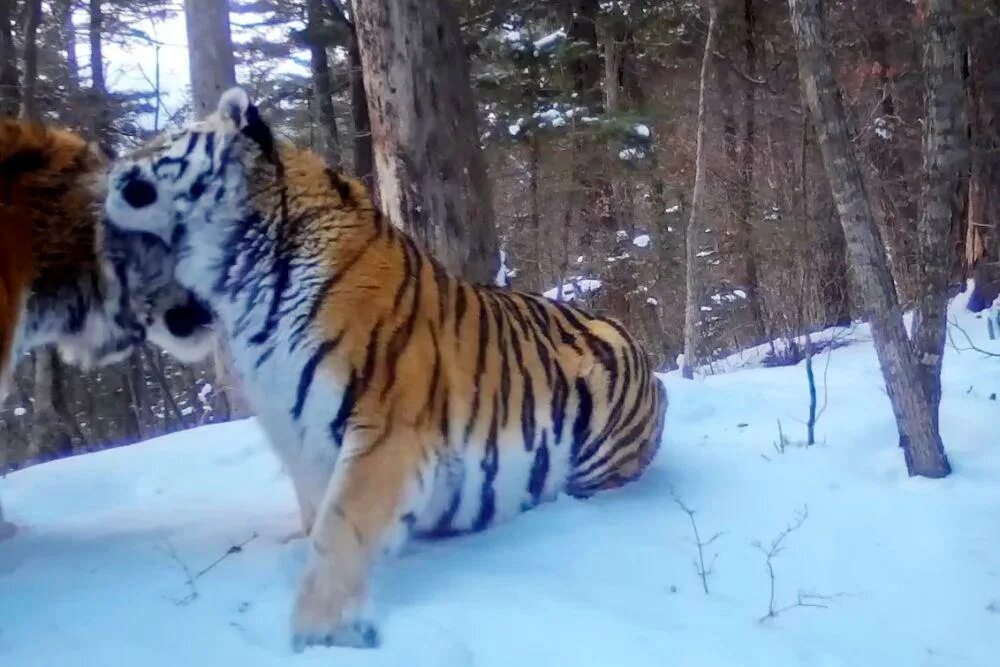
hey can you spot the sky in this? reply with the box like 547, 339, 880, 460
78, 2, 311, 133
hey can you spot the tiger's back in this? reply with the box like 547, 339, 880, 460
308, 218, 667, 535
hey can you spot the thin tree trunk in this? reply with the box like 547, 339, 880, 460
910, 0, 969, 432
306, 0, 340, 168
328, 0, 373, 186
739, 0, 764, 337
18, 0, 42, 121
682, 0, 718, 380
354, 0, 499, 283
58, 0, 79, 95
88, 0, 112, 141
0, 0, 18, 117
184, 0, 236, 117
788, 0, 951, 477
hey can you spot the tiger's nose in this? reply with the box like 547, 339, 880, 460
120, 170, 158, 209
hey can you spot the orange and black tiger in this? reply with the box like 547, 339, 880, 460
0, 119, 214, 539
102, 88, 668, 651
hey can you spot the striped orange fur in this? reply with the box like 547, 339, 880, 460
103, 88, 668, 651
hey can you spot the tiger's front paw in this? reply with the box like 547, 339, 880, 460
290, 561, 379, 652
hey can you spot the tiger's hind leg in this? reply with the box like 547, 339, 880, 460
291, 425, 432, 652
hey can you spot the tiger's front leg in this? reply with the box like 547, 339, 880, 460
290, 424, 431, 652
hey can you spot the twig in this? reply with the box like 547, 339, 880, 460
947, 318, 1000, 357
752, 505, 833, 622
161, 532, 258, 606
671, 491, 724, 595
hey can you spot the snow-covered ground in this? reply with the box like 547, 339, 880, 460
2, 292, 999, 666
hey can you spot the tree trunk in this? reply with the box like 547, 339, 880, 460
327, 1, 373, 185
354, 0, 499, 284
57, 0, 79, 95
348, 31, 373, 186
965, 41, 1000, 312
18, 0, 42, 121
306, 0, 341, 168
738, 0, 764, 338
184, 0, 236, 117
910, 0, 969, 432
788, 0, 951, 477
88, 0, 112, 141
0, 0, 18, 117
682, 0, 718, 380
30, 349, 82, 462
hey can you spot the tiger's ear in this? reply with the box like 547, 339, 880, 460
217, 87, 252, 130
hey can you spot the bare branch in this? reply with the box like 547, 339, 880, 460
671, 490, 725, 595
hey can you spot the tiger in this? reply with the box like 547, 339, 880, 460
0, 119, 216, 539
101, 87, 668, 652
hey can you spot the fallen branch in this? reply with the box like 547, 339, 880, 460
161, 532, 258, 606
947, 318, 1000, 358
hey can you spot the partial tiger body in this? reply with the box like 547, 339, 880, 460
0, 119, 215, 540
101, 88, 667, 651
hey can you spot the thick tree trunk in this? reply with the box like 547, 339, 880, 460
0, 0, 18, 117
788, 0, 950, 477
965, 42, 1000, 312
910, 0, 969, 432
19, 0, 42, 121
354, 0, 499, 284
184, 0, 236, 117
682, 1, 718, 380
306, 0, 341, 168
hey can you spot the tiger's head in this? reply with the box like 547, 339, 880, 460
104, 87, 273, 247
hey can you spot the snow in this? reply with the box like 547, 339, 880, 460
532, 29, 566, 55
633, 123, 651, 138
646, 297, 658, 306
710, 290, 749, 306
12, 407, 26, 417
494, 249, 513, 287
633, 234, 651, 248
874, 117, 893, 141
665, 204, 681, 214
2, 292, 999, 666
542, 277, 602, 302
618, 147, 647, 161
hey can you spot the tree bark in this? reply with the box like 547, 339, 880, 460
738, 0, 764, 337
354, 0, 499, 284
87, 0, 113, 142
682, 0, 718, 380
326, 1, 373, 185
184, 0, 236, 117
788, 0, 951, 477
910, 0, 969, 431
306, 0, 341, 168
0, 0, 18, 117
57, 0, 79, 95
18, 0, 42, 121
